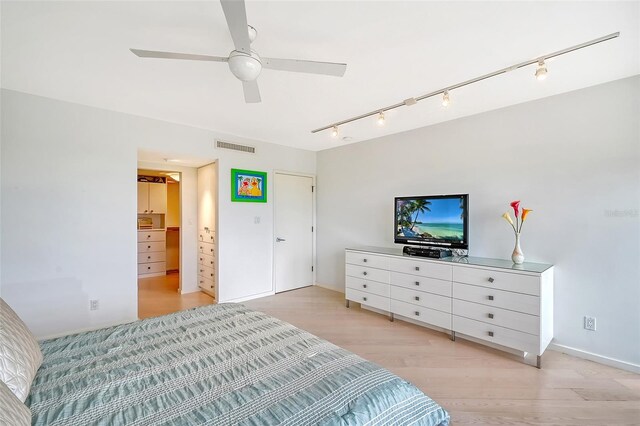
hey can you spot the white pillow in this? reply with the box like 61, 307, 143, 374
0, 379, 31, 426
0, 298, 43, 402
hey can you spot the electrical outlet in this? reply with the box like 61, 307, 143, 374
89, 300, 99, 311
584, 316, 596, 331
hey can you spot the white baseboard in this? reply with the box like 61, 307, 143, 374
221, 290, 276, 304
315, 282, 344, 293
549, 343, 640, 373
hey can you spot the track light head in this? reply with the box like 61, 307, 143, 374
442, 91, 450, 107
535, 60, 548, 81
377, 111, 385, 126
330, 126, 339, 138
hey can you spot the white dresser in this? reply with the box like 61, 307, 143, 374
197, 229, 216, 296
345, 247, 554, 367
137, 230, 166, 277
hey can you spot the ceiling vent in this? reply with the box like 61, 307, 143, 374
216, 140, 256, 154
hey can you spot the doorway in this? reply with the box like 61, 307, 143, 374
274, 172, 315, 293
136, 167, 214, 318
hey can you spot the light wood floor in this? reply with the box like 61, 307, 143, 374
138, 273, 214, 319
244, 286, 640, 425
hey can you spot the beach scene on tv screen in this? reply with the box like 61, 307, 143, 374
396, 197, 464, 241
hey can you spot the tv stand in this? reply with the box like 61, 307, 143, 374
344, 246, 554, 368
402, 245, 452, 259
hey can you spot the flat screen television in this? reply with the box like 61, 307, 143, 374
394, 194, 469, 249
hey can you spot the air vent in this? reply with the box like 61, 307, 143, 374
216, 140, 256, 154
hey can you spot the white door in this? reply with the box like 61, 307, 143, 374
274, 173, 314, 293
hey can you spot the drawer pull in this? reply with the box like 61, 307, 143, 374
415, 281, 420, 286
488, 313, 494, 319
488, 277, 495, 283
144, 210, 148, 213
415, 266, 420, 271
147, 235, 151, 239
149, 210, 154, 213
200, 269, 204, 273
147, 266, 151, 270
488, 331, 494, 337
147, 245, 151, 249
363, 297, 367, 301
363, 284, 367, 288
147, 256, 151, 260
487, 295, 494, 301
200, 246, 203, 250
414, 311, 420, 316
200, 257, 203, 261
363, 258, 368, 263
363, 271, 368, 276
414, 296, 420, 301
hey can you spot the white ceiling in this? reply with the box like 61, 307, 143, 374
2, 1, 639, 151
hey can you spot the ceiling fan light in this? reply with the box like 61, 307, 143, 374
331, 126, 339, 138
442, 91, 450, 107
228, 50, 262, 81
535, 60, 548, 81
377, 111, 385, 126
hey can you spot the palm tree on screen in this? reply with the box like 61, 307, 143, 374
410, 200, 431, 230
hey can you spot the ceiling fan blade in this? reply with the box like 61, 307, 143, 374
220, 0, 251, 54
130, 49, 228, 62
242, 80, 261, 103
262, 57, 346, 77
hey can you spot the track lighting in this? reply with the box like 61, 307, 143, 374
535, 60, 548, 81
442, 91, 450, 107
312, 32, 619, 137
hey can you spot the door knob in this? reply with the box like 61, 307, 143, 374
276, 237, 286, 242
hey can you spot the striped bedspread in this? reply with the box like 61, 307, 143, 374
27, 303, 449, 425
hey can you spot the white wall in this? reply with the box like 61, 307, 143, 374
1, 89, 315, 338
316, 76, 640, 367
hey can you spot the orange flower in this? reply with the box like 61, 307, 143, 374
522, 209, 533, 222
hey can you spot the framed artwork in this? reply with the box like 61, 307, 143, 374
231, 168, 267, 202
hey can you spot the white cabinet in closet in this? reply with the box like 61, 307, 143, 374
137, 182, 167, 214
197, 230, 216, 295
138, 230, 166, 277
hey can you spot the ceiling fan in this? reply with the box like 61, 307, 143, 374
130, 0, 347, 103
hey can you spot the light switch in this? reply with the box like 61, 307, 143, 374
254, 216, 260, 224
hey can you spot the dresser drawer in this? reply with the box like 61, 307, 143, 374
345, 252, 390, 270
346, 276, 390, 297
390, 299, 451, 330
453, 266, 540, 296
198, 231, 216, 244
346, 288, 390, 312
345, 264, 390, 284
138, 262, 166, 275
453, 283, 539, 316
137, 231, 166, 243
390, 272, 451, 297
198, 253, 215, 268
391, 286, 451, 313
138, 241, 165, 253
198, 275, 215, 291
453, 299, 539, 335
388, 257, 452, 281
198, 264, 215, 280
453, 315, 539, 354
138, 251, 166, 264
198, 241, 215, 256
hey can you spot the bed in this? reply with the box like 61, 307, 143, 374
26, 303, 449, 425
